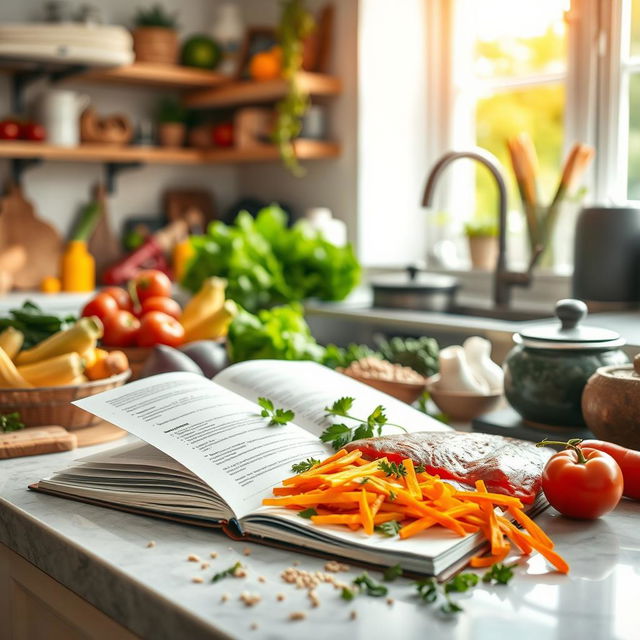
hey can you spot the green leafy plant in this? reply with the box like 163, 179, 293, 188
377, 460, 407, 479
272, 0, 315, 175
376, 336, 439, 378
257, 397, 295, 426
156, 97, 187, 123
483, 562, 517, 585
375, 520, 401, 537
0, 412, 24, 433
382, 564, 403, 582
134, 4, 178, 28
415, 572, 479, 614
291, 457, 321, 473
211, 561, 243, 583
298, 508, 318, 519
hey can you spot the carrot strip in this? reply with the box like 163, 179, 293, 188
498, 518, 533, 555
312, 514, 360, 525
454, 491, 523, 509
370, 494, 385, 518
469, 544, 510, 568
403, 458, 422, 499
526, 535, 569, 574
399, 516, 437, 539
359, 489, 374, 535
326, 460, 383, 487
509, 507, 554, 548
374, 512, 404, 524
420, 482, 445, 501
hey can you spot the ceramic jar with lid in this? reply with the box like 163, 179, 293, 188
582, 354, 640, 449
503, 299, 628, 427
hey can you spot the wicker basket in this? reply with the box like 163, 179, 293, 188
0, 370, 131, 430
103, 346, 151, 380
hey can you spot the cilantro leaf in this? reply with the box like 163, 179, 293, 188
257, 397, 295, 426
375, 520, 401, 537
482, 562, 517, 585
353, 572, 388, 597
211, 561, 243, 583
377, 460, 407, 479
388, 490, 397, 502
291, 458, 321, 474
440, 600, 464, 614
352, 423, 374, 441
258, 397, 274, 413
298, 508, 318, 519
415, 578, 438, 603
341, 587, 355, 601
415, 464, 426, 474
325, 396, 355, 417
382, 564, 403, 582
444, 573, 479, 594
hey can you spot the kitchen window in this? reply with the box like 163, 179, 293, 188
359, 0, 640, 273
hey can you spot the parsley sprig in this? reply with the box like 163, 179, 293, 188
482, 562, 517, 585
382, 564, 403, 582
377, 460, 407, 479
0, 412, 24, 433
375, 520, 401, 537
298, 508, 318, 519
320, 397, 408, 450
291, 458, 321, 474
415, 572, 479, 614
211, 561, 243, 583
341, 572, 389, 600
257, 397, 295, 426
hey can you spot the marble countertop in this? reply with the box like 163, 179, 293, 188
1, 436, 639, 640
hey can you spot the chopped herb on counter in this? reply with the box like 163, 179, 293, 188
353, 572, 388, 597
375, 520, 401, 537
291, 458, 321, 474
415, 578, 439, 603
415, 573, 480, 614
444, 573, 479, 593
0, 412, 24, 433
483, 562, 517, 585
257, 397, 295, 426
211, 562, 243, 583
341, 586, 355, 601
382, 564, 403, 582
298, 508, 318, 519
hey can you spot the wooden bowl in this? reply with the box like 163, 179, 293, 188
103, 346, 151, 380
341, 372, 426, 404
426, 377, 502, 422
0, 370, 131, 430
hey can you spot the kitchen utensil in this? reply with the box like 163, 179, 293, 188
40, 89, 90, 146
503, 298, 628, 428
164, 188, 216, 225
80, 108, 133, 145
572, 206, 640, 305
0, 184, 63, 290
426, 376, 503, 422
371, 266, 458, 311
581, 354, 640, 450
0, 425, 77, 459
0, 370, 130, 430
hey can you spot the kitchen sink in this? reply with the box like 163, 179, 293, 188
447, 305, 551, 322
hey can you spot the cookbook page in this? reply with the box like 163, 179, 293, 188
73, 372, 327, 519
214, 360, 451, 439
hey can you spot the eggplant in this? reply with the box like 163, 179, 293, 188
140, 345, 204, 378
179, 340, 229, 378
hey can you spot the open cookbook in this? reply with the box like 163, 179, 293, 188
32, 361, 545, 577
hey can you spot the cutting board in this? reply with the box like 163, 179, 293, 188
88, 183, 122, 281
0, 425, 77, 459
0, 184, 63, 289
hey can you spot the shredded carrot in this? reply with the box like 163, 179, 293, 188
263, 449, 569, 577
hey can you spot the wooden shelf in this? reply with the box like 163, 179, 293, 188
184, 72, 342, 109
71, 62, 229, 90
0, 140, 340, 165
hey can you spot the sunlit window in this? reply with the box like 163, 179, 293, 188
625, 0, 640, 198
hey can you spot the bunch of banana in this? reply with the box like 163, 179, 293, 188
180, 277, 238, 342
0, 317, 104, 388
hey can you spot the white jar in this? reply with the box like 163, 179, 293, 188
211, 3, 245, 76
40, 89, 90, 146
304, 207, 347, 247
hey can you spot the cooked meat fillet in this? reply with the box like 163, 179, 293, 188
345, 431, 551, 504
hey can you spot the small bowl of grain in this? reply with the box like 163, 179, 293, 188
338, 357, 426, 404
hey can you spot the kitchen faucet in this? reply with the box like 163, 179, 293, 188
421, 147, 543, 308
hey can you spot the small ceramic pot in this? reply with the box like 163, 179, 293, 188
158, 123, 186, 148
132, 27, 178, 65
582, 354, 640, 449
503, 299, 629, 427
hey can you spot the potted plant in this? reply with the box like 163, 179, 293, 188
156, 98, 187, 147
132, 4, 179, 65
464, 220, 499, 270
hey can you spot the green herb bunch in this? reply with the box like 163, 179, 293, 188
134, 4, 178, 28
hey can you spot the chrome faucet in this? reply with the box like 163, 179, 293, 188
421, 147, 543, 308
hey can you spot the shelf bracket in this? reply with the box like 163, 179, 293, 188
10, 158, 43, 186
104, 162, 143, 194
11, 70, 47, 114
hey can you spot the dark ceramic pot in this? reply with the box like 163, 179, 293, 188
503, 299, 628, 428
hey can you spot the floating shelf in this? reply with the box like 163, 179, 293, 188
71, 62, 229, 90
0, 140, 341, 165
184, 72, 342, 109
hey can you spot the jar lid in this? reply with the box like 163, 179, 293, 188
517, 299, 624, 349
371, 267, 458, 293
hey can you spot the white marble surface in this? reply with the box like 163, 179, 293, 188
1, 436, 639, 640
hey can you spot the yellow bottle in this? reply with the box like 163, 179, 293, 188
61, 241, 95, 292
172, 237, 195, 284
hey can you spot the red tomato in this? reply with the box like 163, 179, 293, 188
0, 120, 20, 140
81, 293, 119, 323
581, 439, 640, 500
137, 311, 184, 348
140, 296, 182, 319
101, 286, 133, 312
541, 444, 623, 519
102, 310, 141, 347
20, 122, 46, 141
212, 122, 234, 147
133, 270, 172, 303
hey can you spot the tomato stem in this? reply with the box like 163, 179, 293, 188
537, 438, 588, 464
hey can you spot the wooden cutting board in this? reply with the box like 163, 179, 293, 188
0, 426, 77, 459
0, 184, 63, 289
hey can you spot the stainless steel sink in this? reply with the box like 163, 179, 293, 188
448, 305, 551, 322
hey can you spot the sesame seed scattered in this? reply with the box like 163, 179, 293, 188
192, 576, 204, 584
243, 547, 252, 556
293, 561, 300, 566
386, 597, 395, 606
258, 576, 266, 583
233, 566, 247, 578
187, 554, 200, 562
210, 551, 218, 559
201, 562, 210, 570
146, 540, 156, 548
220, 593, 230, 603
350, 610, 357, 620
308, 590, 320, 608
276, 593, 286, 601
289, 611, 306, 621
324, 561, 349, 572
239, 591, 262, 606
250, 623, 258, 630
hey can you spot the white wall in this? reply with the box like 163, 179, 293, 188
0, 0, 238, 237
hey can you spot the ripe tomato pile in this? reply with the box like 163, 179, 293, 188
81, 270, 185, 348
